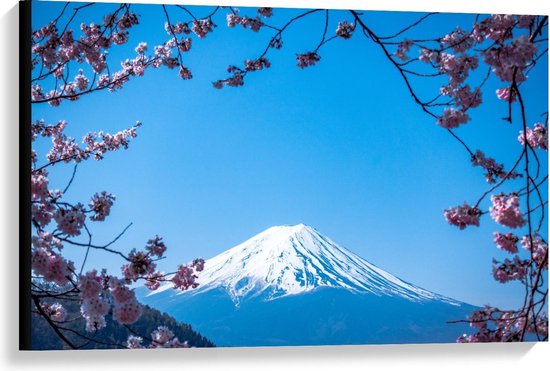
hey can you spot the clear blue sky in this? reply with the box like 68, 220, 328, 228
32, 1, 548, 309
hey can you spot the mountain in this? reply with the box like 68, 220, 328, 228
138, 224, 477, 347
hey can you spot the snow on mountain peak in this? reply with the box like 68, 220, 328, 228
151, 224, 460, 306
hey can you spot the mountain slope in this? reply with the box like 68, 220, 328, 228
31, 300, 215, 350
139, 224, 476, 346
153, 224, 459, 305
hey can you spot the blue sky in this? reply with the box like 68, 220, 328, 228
32, 1, 548, 309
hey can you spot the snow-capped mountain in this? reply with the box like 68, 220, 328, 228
152, 223, 458, 305
139, 224, 476, 347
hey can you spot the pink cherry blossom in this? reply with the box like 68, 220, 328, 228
394, 39, 412, 61
443, 202, 481, 229
244, 57, 270, 71
436, 52, 479, 87
493, 232, 519, 254
32, 84, 46, 101
89, 191, 116, 222
192, 258, 205, 272
74, 70, 89, 91
32, 202, 54, 227
126, 335, 144, 349
32, 230, 63, 250
518, 123, 547, 150
41, 302, 67, 322
419, 48, 435, 63
482, 35, 537, 83
489, 193, 526, 228
81, 296, 110, 319
492, 256, 528, 283
172, 264, 199, 290
177, 38, 192, 52
496, 87, 516, 102
149, 326, 189, 348
145, 235, 167, 258
192, 19, 215, 38
257, 7, 273, 18
46, 90, 62, 107
31, 170, 50, 201
151, 326, 174, 345
32, 248, 73, 286
53, 204, 86, 236
112, 296, 142, 325
226, 12, 241, 27
296, 52, 321, 68
122, 249, 156, 282
78, 270, 104, 299
437, 108, 470, 129
336, 20, 355, 39
441, 84, 482, 111
472, 14, 515, 43
441, 27, 473, 53
521, 235, 548, 269
471, 150, 521, 183
178, 66, 193, 80
239, 17, 263, 32
144, 272, 164, 290
135, 42, 148, 54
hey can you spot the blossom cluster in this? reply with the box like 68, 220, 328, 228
145, 235, 167, 258
244, 57, 271, 72
441, 85, 482, 111
40, 120, 141, 165
518, 123, 548, 150
110, 277, 143, 325
171, 258, 205, 290
79, 270, 110, 331
492, 256, 528, 283
32, 247, 74, 286
212, 56, 271, 89
489, 193, 526, 229
40, 302, 67, 323
336, 20, 355, 39
436, 108, 470, 129
257, 7, 273, 18
32, 10, 141, 105
89, 191, 116, 222
53, 204, 86, 236
521, 235, 548, 270
226, 10, 264, 32
212, 72, 244, 89
441, 27, 474, 53
126, 326, 190, 349
495, 86, 516, 102
296, 52, 321, 69
394, 39, 412, 61
122, 249, 157, 282
457, 306, 547, 343
414, 15, 540, 133
192, 19, 216, 38
443, 202, 481, 229
493, 232, 519, 254
32, 230, 63, 251
471, 150, 521, 184
482, 35, 538, 83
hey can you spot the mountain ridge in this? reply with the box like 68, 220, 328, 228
139, 224, 476, 346
149, 223, 463, 307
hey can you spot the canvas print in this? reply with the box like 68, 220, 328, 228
23, 0, 548, 350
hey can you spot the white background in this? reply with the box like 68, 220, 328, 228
1, 0, 548, 370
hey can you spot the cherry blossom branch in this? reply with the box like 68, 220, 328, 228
32, 295, 78, 349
